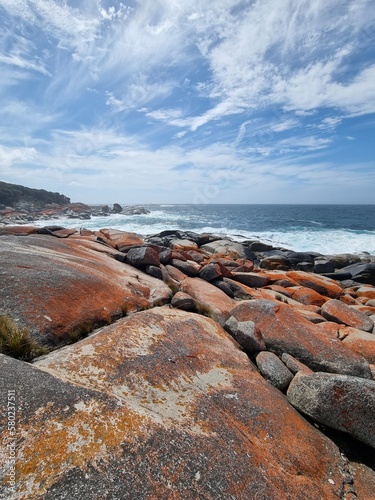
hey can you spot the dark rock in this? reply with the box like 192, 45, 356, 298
145, 265, 163, 280
255, 352, 294, 391
112, 203, 122, 213
340, 263, 375, 286
314, 259, 335, 274
198, 263, 222, 282
232, 272, 270, 288
287, 372, 375, 448
170, 259, 200, 277
224, 316, 266, 353
211, 279, 235, 298
296, 262, 314, 272
250, 241, 274, 252
171, 292, 196, 310
126, 246, 160, 268
101, 205, 110, 213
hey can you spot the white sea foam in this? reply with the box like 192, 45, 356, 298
31, 211, 375, 255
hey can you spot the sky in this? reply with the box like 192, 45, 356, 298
0, 0, 374, 205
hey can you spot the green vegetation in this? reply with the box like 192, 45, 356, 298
0, 181, 70, 208
0, 316, 49, 360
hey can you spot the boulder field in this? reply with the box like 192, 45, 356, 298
1, 227, 375, 499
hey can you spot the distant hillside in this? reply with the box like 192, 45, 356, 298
0, 181, 70, 208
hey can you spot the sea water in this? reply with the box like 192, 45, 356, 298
35, 204, 375, 256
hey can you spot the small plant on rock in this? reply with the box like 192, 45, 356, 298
0, 315, 49, 360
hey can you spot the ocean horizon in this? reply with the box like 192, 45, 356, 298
33, 204, 375, 256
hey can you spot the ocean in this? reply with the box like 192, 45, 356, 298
37, 204, 375, 256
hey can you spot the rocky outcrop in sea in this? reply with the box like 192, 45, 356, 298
0, 202, 150, 224
0, 226, 374, 498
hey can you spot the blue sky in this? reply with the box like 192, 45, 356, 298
0, 0, 374, 204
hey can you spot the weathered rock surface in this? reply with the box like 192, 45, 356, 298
0, 234, 171, 345
321, 299, 374, 332
255, 351, 294, 391
287, 371, 375, 448
0, 308, 348, 498
229, 300, 372, 378
1, 226, 375, 497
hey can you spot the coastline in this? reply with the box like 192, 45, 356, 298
1, 224, 375, 497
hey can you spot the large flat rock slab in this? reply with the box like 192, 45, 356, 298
0, 234, 171, 346
0, 307, 347, 498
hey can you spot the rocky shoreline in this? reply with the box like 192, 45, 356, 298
0, 201, 150, 225
1, 226, 375, 498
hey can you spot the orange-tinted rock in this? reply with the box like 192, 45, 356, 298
228, 300, 371, 378
339, 293, 360, 305
165, 264, 188, 283
290, 286, 327, 307
180, 277, 235, 325
2, 307, 343, 498
264, 284, 293, 298
356, 286, 375, 300
0, 225, 38, 235
351, 462, 375, 500
170, 238, 198, 250
296, 308, 326, 324
342, 329, 375, 364
321, 299, 374, 332
0, 234, 171, 345
99, 229, 144, 251
286, 271, 343, 298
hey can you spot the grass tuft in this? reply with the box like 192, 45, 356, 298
0, 315, 49, 360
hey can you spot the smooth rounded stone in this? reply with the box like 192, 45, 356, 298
126, 246, 160, 268
224, 316, 266, 353
112, 203, 122, 213
180, 277, 236, 326
285, 252, 319, 264
249, 241, 274, 252
321, 299, 374, 332
145, 265, 163, 280
281, 354, 313, 375
232, 272, 270, 288
223, 278, 254, 300
286, 271, 343, 298
356, 286, 375, 300
342, 329, 375, 364
287, 372, 375, 448
314, 259, 335, 274
255, 352, 294, 391
185, 249, 206, 264
198, 262, 223, 282
259, 256, 291, 271
171, 292, 196, 311
170, 259, 200, 277
200, 240, 246, 259
366, 299, 375, 307
170, 239, 198, 250
229, 300, 372, 379
296, 262, 314, 272
211, 279, 235, 298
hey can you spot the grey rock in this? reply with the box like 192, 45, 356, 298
287, 372, 375, 448
171, 292, 196, 311
126, 246, 160, 268
112, 203, 122, 213
170, 259, 200, 277
200, 240, 246, 258
314, 259, 335, 274
211, 279, 235, 298
198, 263, 222, 282
224, 315, 266, 353
281, 353, 313, 375
255, 352, 294, 391
145, 265, 163, 280
296, 262, 314, 272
